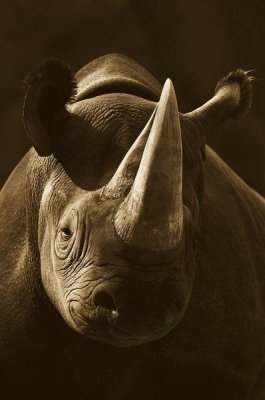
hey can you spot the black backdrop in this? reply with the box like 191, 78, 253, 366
1, 0, 265, 194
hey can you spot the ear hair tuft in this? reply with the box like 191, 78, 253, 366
215, 69, 254, 120
23, 58, 77, 105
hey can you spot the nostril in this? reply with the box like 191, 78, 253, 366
93, 290, 117, 313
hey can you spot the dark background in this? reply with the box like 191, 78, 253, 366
1, 0, 265, 194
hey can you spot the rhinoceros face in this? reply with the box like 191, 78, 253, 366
24, 56, 251, 346
35, 82, 197, 347
38, 175, 194, 347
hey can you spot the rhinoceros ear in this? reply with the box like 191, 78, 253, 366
185, 69, 254, 141
23, 59, 77, 156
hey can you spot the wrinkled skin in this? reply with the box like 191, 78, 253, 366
1, 54, 265, 400
38, 92, 198, 349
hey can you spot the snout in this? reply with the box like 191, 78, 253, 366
92, 281, 128, 322
69, 277, 187, 346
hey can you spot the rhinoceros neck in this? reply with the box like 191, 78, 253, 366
0, 149, 54, 330
0, 151, 30, 263
75, 53, 162, 102
199, 145, 265, 271
203, 145, 265, 218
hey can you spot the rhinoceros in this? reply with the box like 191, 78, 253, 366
0, 54, 265, 400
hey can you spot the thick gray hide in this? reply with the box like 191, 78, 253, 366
0, 54, 265, 400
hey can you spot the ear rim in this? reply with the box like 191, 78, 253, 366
214, 68, 254, 120
184, 69, 254, 144
22, 58, 77, 157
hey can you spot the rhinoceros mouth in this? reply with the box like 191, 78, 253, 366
69, 315, 178, 347
67, 298, 182, 347
76, 77, 160, 103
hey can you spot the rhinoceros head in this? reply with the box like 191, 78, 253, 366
23, 54, 252, 346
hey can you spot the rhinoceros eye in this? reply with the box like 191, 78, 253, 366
60, 226, 72, 241
55, 210, 78, 259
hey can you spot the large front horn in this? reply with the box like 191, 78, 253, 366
113, 79, 183, 250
